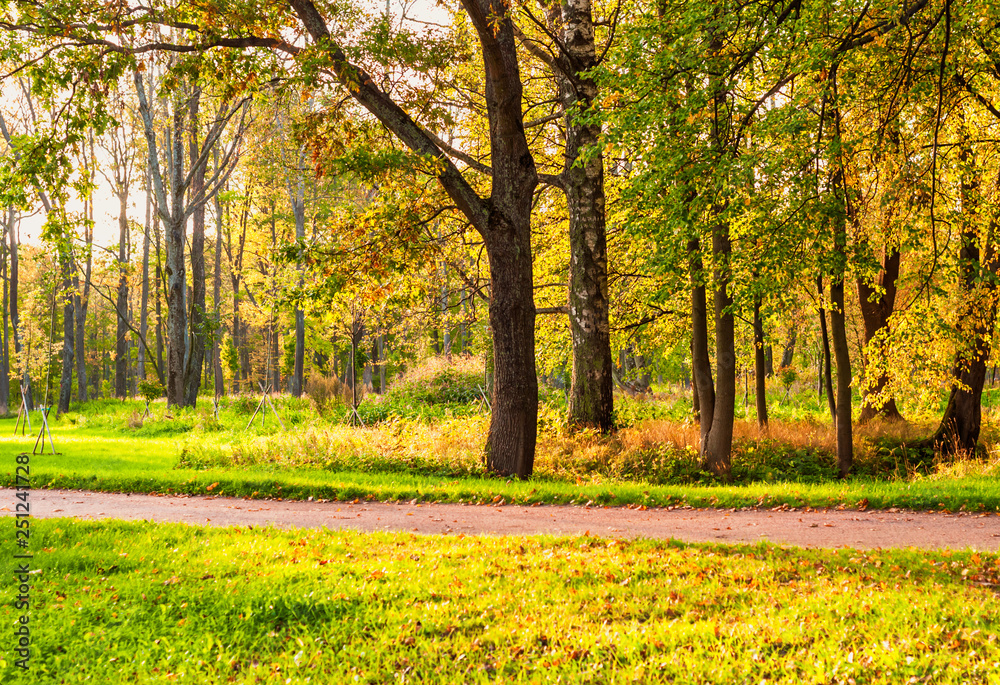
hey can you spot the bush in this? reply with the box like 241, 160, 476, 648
387, 355, 484, 406
139, 378, 164, 403
306, 374, 351, 417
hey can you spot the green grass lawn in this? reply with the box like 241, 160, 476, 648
2, 519, 998, 683
1, 403, 999, 512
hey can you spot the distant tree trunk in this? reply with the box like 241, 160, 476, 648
779, 327, 796, 369
817, 276, 837, 424
290, 178, 306, 397
270, 314, 280, 392
115, 191, 130, 398
764, 345, 774, 377
213, 179, 224, 397
753, 295, 768, 428
183, 94, 207, 407
138, 171, 151, 382
9, 213, 30, 410
857, 247, 903, 423
0, 209, 9, 416
76, 135, 94, 402
154, 211, 165, 382
441, 264, 451, 358
136, 75, 244, 405
377, 334, 386, 393
58, 250, 75, 414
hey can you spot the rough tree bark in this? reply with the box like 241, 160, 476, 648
540, 0, 614, 432
829, 271, 853, 477
689, 238, 715, 448
779, 327, 796, 369
702, 214, 736, 478
926, 135, 999, 455
828, 76, 854, 477
856, 247, 903, 423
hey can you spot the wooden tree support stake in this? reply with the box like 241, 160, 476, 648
475, 384, 492, 412
213, 395, 220, 420
32, 406, 55, 455
344, 403, 366, 428
246, 382, 286, 431
142, 400, 152, 420
14, 384, 31, 436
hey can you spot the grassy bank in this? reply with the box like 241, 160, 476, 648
2, 406, 999, 512
1, 356, 998, 512
3, 519, 998, 683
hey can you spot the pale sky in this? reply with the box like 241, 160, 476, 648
6, 0, 451, 249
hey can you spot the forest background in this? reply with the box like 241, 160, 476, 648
1, 0, 999, 485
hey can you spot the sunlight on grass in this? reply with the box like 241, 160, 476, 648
1, 384, 998, 511
2, 519, 998, 683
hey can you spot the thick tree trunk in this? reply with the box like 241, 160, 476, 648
826, 71, 854, 477
857, 247, 903, 423
484, 216, 537, 478
163, 94, 188, 407
689, 238, 715, 446
829, 275, 853, 477
550, 0, 614, 433
753, 295, 768, 428
702, 218, 735, 478
183, 96, 207, 407
115, 194, 130, 398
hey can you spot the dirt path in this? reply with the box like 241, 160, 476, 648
4, 488, 1000, 550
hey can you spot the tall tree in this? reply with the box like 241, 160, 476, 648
518, 0, 614, 432
134, 73, 247, 407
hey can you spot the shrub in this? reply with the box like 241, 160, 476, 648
306, 373, 351, 417
139, 378, 164, 403
387, 355, 485, 406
